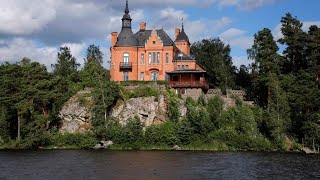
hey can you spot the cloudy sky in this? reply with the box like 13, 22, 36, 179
0, 0, 319, 69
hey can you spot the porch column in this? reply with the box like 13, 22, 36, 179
191, 73, 193, 86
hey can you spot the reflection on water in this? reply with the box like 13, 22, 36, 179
0, 150, 320, 179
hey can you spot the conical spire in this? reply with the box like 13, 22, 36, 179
124, 0, 129, 14
182, 18, 184, 31
176, 18, 189, 42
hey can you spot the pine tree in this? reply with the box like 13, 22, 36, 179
191, 38, 236, 89
247, 28, 290, 144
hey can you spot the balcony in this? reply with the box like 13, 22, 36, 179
169, 80, 209, 90
120, 62, 132, 71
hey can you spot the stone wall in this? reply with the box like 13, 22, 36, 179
227, 89, 246, 100
181, 88, 203, 100
125, 84, 166, 91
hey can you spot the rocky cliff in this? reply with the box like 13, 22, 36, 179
111, 95, 168, 126
59, 91, 186, 133
59, 89, 93, 133
58, 89, 237, 133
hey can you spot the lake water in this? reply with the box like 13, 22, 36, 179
0, 150, 319, 179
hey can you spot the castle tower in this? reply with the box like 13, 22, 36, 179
175, 19, 191, 56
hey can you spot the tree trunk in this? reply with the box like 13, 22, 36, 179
17, 110, 21, 140
98, 75, 108, 129
42, 100, 49, 129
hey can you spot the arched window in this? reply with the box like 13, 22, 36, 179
151, 71, 158, 81
123, 53, 129, 63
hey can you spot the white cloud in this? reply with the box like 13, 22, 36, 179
218, 0, 239, 7
186, 17, 232, 42
237, 0, 275, 10
0, 0, 57, 35
158, 8, 188, 24
218, 0, 276, 10
303, 21, 320, 31
0, 38, 87, 70
220, 28, 246, 40
272, 23, 283, 41
61, 43, 87, 66
111, 0, 216, 8
152, 8, 232, 42
0, 38, 57, 68
229, 36, 253, 49
219, 28, 253, 49
233, 55, 250, 67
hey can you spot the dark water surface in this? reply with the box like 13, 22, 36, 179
1, 150, 320, 180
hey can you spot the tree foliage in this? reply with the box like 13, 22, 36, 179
191, 38, 236, 89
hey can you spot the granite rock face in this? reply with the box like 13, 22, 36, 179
59, 89, 93, 133
111, 95, 168, 127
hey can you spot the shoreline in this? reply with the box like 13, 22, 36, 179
0, 145, 303, 153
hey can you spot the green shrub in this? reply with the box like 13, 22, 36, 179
221, 105, 258, 135
123, 116, 143, 143
0, 136, 4, 146
186, 106, 213, 136
144, 121, 178, 146
144, 125, 161, 145
165, 90, 180, 122
207, 96, 224, 129
51, 132, 96, 149
177, 119, 194, 145
197, 95, 206, 106
185, 96, 197, 107
130, 86, 160, 98
207, 128, 272, 151
105, 120, 126, 143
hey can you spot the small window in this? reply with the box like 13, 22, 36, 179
186, 65, 189, 69
153, 41, 156, 44
140, 72, 144, 81
182, 65, 185, 70
153, 52, 156, 64
141, 54, 144, 64
178, 65, 181, 69
165, 73, 169, 81
157, 52, 160, 64
166, 53, 169, 64
148, 53, 152, 64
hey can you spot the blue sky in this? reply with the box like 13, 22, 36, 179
0, 0, 319, 69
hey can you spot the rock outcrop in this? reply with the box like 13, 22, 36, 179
111, 95, 168, 126
60, 89, 242, 133
94, 140, 113, 149
59, 89, 93, 133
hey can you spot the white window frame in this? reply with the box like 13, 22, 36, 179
123, 53, 129, 63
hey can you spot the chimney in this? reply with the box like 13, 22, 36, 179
111, 32, 118, 47
175, 28, 180, 39
140, 22, 146, 31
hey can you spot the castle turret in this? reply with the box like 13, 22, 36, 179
175, 19, 190, 55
